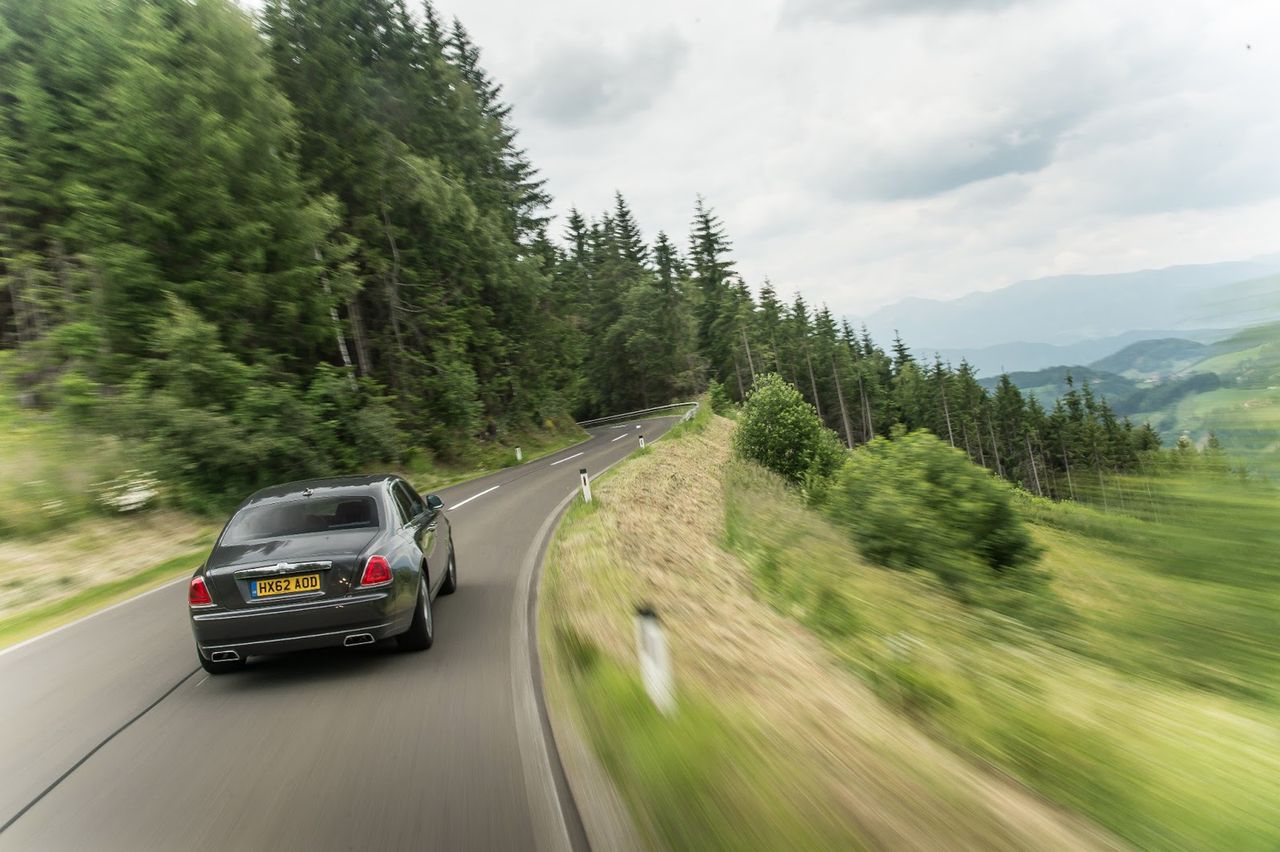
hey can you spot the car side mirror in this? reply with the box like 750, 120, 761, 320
426, 494, 444, 511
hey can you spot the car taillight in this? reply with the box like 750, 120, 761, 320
189, 575, 212, 607
359, 555, 392, 587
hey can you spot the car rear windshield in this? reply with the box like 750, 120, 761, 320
222, 496, 380, 544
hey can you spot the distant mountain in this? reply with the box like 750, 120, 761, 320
924, 328, 1232, 377
977, 366, 1138, 406
1090, 338, 1211, 378
855, 261, 1280, 373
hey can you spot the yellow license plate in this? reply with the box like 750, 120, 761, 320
251, 573, 321, 598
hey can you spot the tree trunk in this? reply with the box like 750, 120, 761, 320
347, 296, 371, 377
315, 248, 355, 385
805, 349, 823, 419
1060, 441, 1076, 501
987, 415, 1004, 478
831, 355, 854, 449
8, 276, 28, 346
732, 353, 746, 400
380, 208, 405, 357
966, 419, 982, 466
1025, 433, 1043, 497
857, 371, 874, 441
741, 325, 756, 384
939, 383, 955, 447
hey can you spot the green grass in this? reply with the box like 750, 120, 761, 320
725, 460, 1280, 849
0, 547, 210, 648
658, 400, 710, 441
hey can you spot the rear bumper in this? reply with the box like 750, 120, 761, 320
191, 590, 409, 658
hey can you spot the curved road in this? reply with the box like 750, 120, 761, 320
0, 417, 677, 851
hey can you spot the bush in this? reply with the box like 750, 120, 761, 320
824, 430, 1042, 603
707, 378, 733, 416
734, 373, 844, 485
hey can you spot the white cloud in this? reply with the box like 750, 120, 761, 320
444, 0, 1280, 312
519, 29, 689, 126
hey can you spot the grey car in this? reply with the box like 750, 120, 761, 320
188, 474, 457, 674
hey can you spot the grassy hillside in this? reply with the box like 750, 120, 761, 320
1132, 323, 1280, 472
731, 464, 1279, 850
543, 411, 1279, 850
541, 412, 1113, 850
1090, 337, 1211, 378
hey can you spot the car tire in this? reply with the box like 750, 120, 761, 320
439, 545, 458, 596
397, 575, 434, 651
198, 648, 245, 675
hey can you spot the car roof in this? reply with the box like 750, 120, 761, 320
243, 474, 401, 504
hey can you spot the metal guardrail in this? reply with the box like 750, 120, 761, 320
576, 401, 699, 428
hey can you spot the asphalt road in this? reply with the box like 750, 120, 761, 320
0, 416, 678, 851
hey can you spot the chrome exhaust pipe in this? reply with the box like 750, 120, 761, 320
210, 650, 240, 662
344, 633, 375, 647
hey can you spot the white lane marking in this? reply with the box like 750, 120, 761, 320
549, 451, 584, 466
450, 484, 499, 510
0, 576, 188, 658
611, 434, 628, 443
196, 675, 210, 688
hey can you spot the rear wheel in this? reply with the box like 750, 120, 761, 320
439, 545, 458, 596
198, 648, 245, 675
397, 575, 434, 651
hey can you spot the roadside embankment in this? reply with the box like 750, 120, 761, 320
539, 411, 1116, 851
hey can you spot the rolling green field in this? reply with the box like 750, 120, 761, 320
996, 322, 1280, 477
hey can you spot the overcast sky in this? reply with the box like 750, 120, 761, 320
443, 0, 1279, 315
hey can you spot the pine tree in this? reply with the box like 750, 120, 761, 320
688, 195, 734, 381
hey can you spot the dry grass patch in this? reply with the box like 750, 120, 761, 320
0, 511, 214, 642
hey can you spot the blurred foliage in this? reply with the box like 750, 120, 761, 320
726, 454, 1280, 850
734, 373, 843, 485
822, 430, 1044, 607
0, 377, 134, 536
1021, 471, 1280, 700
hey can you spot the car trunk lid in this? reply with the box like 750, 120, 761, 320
203, 529, 378, 609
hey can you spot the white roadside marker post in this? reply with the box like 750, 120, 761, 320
515, 447, 522, 463
635, 605, 675, 715
638, 434, 646, 449
579, 467, 592, 503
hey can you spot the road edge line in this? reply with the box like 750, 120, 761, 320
512, 487, 590, 852
513, 431, 669, 852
